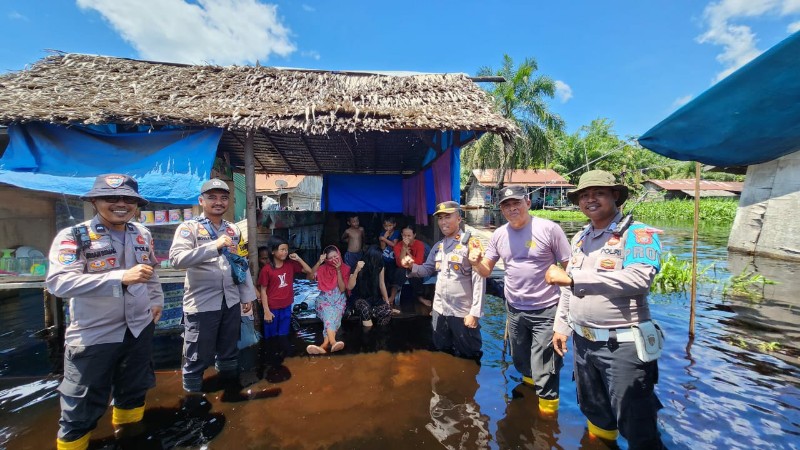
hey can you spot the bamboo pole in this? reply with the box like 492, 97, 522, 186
689, 162, 700, 337
244, 132, 259, 275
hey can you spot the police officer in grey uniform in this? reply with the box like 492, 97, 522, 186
547, 170, 665, 449
47, 174, 163, 450
170, 179, 255, 401
403, 201, 486, 359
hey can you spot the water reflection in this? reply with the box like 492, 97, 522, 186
495, 383, 563, 449
426, 365, 490, 448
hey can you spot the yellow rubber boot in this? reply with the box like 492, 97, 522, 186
522, 376, 535, 387
538, 397, 559, 416
112, 405, 146, 439
587, 420, 619, 441
56, 432, 91, 450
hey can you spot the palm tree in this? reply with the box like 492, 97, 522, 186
463, 55, 565, 187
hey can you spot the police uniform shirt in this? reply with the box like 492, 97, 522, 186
410, 234, 485, 318
46, 216, 164, 346
553, 212, 662, 335
169, 214, 255, 313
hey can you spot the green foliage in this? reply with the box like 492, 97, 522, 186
651, 252, 714, 294
528, 199, 737, 228
651, 253, 691, 294
633, 199, 737, 227
673, 161, 745, 181
757, 341, 780, 352
723, 270, 777, 300
550, 119, 677, 190
462, 55, 565, 183
728, 336, 749, 349
529, 209, 586, 222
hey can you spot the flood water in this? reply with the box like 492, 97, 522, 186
1, 212, 799, 449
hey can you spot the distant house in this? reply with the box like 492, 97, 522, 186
464, 169, 574, 208
642, 179, 744, 200
256, 174, 322, 210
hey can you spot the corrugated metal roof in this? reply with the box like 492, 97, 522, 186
679, 189, 740, 197
472, 169, 574, 187
646, 179, 744, 192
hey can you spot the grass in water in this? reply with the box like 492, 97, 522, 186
651, 252, 714, 294
530, 209, 586, 222
757, 341, 780, 352
634, 199, 738, 228
723, 270, 777, 300
530, 199, 738, 228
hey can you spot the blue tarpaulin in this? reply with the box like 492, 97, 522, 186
322, 140, 464, 218
322, 174, 405, 212
638, 31, 800, 166
0, 123, 221, 204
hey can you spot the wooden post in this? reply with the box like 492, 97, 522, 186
43, 288, 54, 329
689, 162, 700, 337
43, 288, 63, 331
244, 131, 259, 275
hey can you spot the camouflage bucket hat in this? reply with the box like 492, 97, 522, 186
566, 170, 629, 206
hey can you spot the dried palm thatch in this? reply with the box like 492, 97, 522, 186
0, 53, 517, 174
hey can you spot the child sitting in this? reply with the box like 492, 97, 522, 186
390, 224, 428, 309
308, 245, 361, 354
353, 245, 396, 327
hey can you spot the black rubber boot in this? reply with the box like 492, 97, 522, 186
179, 393, 211, 417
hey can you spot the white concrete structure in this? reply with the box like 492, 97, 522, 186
728, 151, 800, 262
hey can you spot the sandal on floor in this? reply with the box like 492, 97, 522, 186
306, 345, 326, 355
331, 341, 345, 353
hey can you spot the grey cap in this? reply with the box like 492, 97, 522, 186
200, 178, 230, 194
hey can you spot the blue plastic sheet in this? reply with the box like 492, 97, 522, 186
322, 174, 404, 212
0, 123, 221, 204
322, 142, 465, 216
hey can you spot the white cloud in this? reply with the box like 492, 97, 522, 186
699, 0, 800, 82
302, 4, 315, 12
789, 20, 800, 32
554, 80, 572, 103
301, 50, 320, 60
76, 0, 296, 65
673, 95, 694, 109
9, 11, 28, 21
781, 0, 800, 14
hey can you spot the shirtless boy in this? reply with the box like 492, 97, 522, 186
341, 214, 365, 270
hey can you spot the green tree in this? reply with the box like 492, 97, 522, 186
672, 161, 745, 181
462, 55, 565, 186
551, 119, 677, 195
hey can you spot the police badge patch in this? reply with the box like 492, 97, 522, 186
105, 175, 124, 188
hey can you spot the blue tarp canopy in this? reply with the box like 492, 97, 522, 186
0, 123, 221, 204
322, 131, 468, 216
638, 31, 800, 166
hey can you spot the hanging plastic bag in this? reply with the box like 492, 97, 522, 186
238, 315, 261, 349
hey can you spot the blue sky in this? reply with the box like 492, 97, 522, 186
1, 1, 799, 139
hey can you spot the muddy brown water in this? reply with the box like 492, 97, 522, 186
1, 213, 799, 449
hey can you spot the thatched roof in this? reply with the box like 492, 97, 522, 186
0, 53, 517, 175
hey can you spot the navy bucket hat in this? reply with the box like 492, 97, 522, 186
80, 174, 149, 206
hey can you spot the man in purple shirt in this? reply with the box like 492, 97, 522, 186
469, 185, 571, 415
